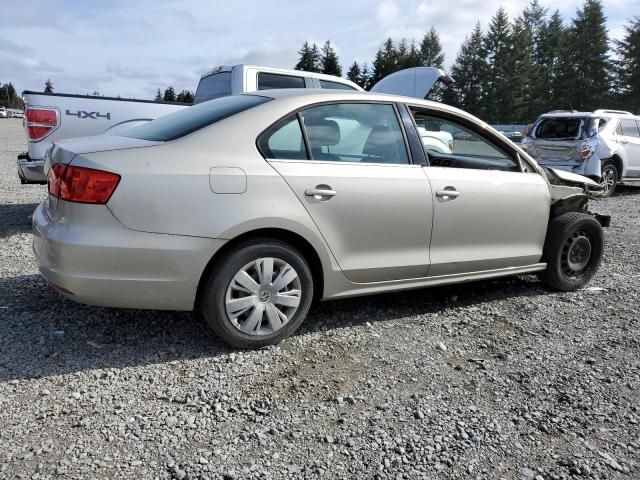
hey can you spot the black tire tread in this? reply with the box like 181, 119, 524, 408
540, 212, 603, 291
200, 238, 313, 349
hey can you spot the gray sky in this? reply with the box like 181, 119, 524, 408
0, 0, 636, 99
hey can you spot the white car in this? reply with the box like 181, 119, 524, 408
523, 109, 640, 196
0, 107, 7, 118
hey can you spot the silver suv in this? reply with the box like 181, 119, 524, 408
523, 109, 640, 196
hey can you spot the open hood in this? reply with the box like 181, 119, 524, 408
370, 67, 453, 99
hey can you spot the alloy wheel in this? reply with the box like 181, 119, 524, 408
600, 166, 616, 196
225, 258, 302, 336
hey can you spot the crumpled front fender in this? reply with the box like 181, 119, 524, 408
541, 168, 609, 226
543, 167, 603, 202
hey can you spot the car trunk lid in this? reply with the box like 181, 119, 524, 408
370, 67, 453, 99
527, 139, 582, 163
45, 136, 159, 219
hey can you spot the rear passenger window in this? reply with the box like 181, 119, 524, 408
258, 73, 306, 90
300, 103, 409, 164
260, 115, 308, 160
319, 80, 357, 91
620, 119, 640, 137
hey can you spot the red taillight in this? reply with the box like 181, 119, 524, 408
48, 163, 65, 198
47, 164, 120, 204
25, 107, 59, 141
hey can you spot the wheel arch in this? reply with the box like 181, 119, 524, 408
606, 154, 624, 180
195, 227, 326, 309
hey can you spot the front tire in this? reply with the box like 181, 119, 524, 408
540, 212, 604, 291
600, 161, 618, 197
200, 239, 313, 348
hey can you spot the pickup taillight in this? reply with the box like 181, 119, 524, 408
25, 107, 59, 141
48, 164, 120, 204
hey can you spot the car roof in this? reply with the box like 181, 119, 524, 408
538, 110, 639, 120
200, 65, 363, 89
539, 111, 596, 118
252, 88, 443, 109
244, 88, 500, 131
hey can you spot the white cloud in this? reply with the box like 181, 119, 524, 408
0, 0, 637, 98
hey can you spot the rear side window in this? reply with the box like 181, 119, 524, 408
301, 103, 409, 164
319, 80, 357, 91
122, 95, 271, 141
260, 115, 308, 160
194, 72, 232, 104
534, 118, 586, 139
620, 119, 640, 137
258, 73, 306, 90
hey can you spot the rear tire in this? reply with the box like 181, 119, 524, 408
200, 239, 313, 349
540, 212, 604, 291
600, 161, 618, 197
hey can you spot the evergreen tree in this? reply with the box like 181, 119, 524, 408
360, 63, 372, 90
371, 38, 399, 84
320, 40, 342, 76
295, 41, 321, 72
397, 40, 421, 69
537, 11, 566, 110
419, 27, 445, 68
0, 82, 24, 108
482, 8, 514, 122
520, 0, 549, 121
163, 86, 176, 102
44, 79, 54, 93
154, 88, 163, 102
523, 0, 548, 59
563, 0, 611, 110
416, 29, 446, 101
176, 90, 194, 103
614, 17, 640, 112
442, 22, 486, 115
347, 62, 361, 85
510, 16, 536, 122
396, 39, 409, 67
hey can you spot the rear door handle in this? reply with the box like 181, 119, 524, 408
305, 187, 336, 199
436, 189, 461, 199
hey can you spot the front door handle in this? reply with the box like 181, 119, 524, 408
305, 187, 336, 199
436, 189, 461, 199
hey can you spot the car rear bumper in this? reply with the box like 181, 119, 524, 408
17, 154, 47, 183
32, 200, 226, 311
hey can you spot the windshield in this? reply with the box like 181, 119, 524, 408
194, 72, 232, 104
533, 117, 603, 140
122, 94, 271, 141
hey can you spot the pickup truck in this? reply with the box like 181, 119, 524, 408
18, 64, 362, 183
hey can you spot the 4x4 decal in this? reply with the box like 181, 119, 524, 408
66, 110, 111, 120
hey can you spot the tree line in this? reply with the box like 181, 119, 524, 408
0, 82, 24, 109
154, 87, 194, 104
34, 79, 195, 104
295, 0, 640, 124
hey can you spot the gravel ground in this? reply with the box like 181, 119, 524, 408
0, 118, 638, 480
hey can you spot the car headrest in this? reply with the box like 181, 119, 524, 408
363, 125, 396, 156
305, 118, 340, 147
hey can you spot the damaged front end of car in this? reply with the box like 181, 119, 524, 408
542, 167, 611, 227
